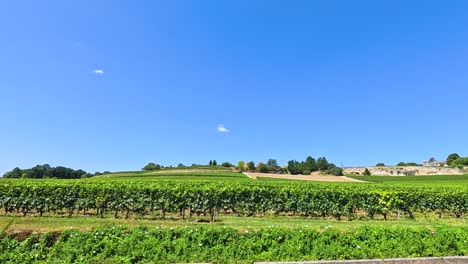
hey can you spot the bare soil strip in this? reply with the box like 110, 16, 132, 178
245, 172, 365, 182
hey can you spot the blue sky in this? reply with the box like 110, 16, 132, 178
1, 1, 467, 174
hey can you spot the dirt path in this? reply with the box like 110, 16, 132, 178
244, 172, 365, 182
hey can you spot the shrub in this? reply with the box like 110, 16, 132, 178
329, 167, 343, 176
303, 170, 311, 175
376, 163, 385, 167
143, 163, 161, 171
221, 162, 233, 168
363, 168, 371, 176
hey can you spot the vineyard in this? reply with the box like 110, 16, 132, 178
1, 225, 467, 263
0, 175, 467, 221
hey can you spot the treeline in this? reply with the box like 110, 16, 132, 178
447, 153, 468, 168
237, 156, 343, 176
142, 160, 233, 171
2, 164, 105, 179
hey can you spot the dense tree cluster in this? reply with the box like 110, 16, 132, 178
287, 156, 343, 176
236, 159, 282, 173
396, 162, 419, 166
3, 164, 93, 179
237, 156, 343, 176
142, 163, 161, 171
446, 153, 460, 166
446, 153, 467, 168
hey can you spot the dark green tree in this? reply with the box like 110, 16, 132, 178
209, 160, 213, 166
287, 160, 302, 175
257, 162, 269, 173
247, 161, 256, 171
266, 159, 279, 171
304, 156, 318, 172
376, 163, 385, 167
447, 153, 460, 166
316, 157, 329, 171
221, 162, 233, 167
143, 163, 161, 171
212, 160, 217, 166
396, 162, 407, 166
3, 167, 22, 178
363, 168, 371, 176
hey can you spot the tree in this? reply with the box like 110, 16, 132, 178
363, 168, 371, 176
212, 160, 217, 166
3, 167, 22, 178
143, 163, 161, 171
257, 162, 269, 173
209, 160, 213, 166
237, 161, 246, 172
406, 162, 419, 166
247, 161, 256, 171
396, 162, 407, 166
304, 156, 318, 172
266, 159, 279, 171
177, 163, 185, 168
447, 153, 460, 166
221, 162, 233, 168
452, 157, 468, 166
287, 160, 301, 175
316, 157, 329, 171
376, 163, 385, 167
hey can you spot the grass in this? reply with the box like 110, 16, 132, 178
1, 213, 466, 234
348, 174, 468, 185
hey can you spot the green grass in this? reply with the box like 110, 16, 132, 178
1, 213, 466, 233
348, 174, 468, 185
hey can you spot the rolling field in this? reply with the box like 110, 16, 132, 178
0, 169, 467, 263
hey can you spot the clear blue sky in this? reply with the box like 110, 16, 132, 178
1, 1, 467, 174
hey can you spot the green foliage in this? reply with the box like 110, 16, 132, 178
447, 153, 460, 166
376, 163, 385, 167
316, 157, 329, 171
329, 167, 344, 176
237, 161, 246, 172
287, 160, 301, 175
363, 168, 371, 176
266, 159, 280, 171
0, 176, 466, 221
2, 165, 89, 179
396, 162, 419, 167
452, 157, 468, 166
209, 160, 213, 166
0, 225, 466, 263
257, 162, 269, 173
212, 160, 217, 166
304, 156, 318, 172
142, 163, 161, 171
221, 162, 233, 168
247, 161, 256, 171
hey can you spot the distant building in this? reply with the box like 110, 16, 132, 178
422, 157, 446, 167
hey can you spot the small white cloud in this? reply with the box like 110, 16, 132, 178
217, 124, 229, 133
93, 69, 104, 75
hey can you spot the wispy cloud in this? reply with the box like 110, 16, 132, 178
217, 124, 229, 133
93, 69, 104, 75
